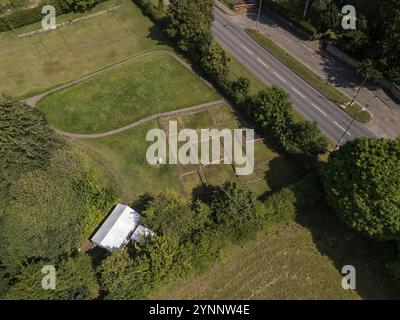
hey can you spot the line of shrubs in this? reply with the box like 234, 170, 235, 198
98, 174, 323, 299
0, 0, 108, 32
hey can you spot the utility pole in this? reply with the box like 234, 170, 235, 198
256, 0, 263, 30
303, 0, 311, 18
333, 77, 368, 151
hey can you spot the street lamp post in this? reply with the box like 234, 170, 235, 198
333, 77, 368, 151
303, 0, 311, 18
256, 0, 263, 30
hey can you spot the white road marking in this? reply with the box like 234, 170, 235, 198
311, 103, 327, 117
291, 87, 306, 99
256, 57, 270, 69
334, 121, 352, 136
273, 71, 287, 83
241, 45, 253, 55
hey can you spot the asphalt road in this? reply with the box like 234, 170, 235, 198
212, 7, 375, 144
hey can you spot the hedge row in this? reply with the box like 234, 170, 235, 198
0, 0, 66, 32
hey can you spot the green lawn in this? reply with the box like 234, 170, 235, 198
246, 29, 371, 123
38, 52, 219, 134
80, 120, 181, 202
71, 103, 304, 202
152, 207, 400, 300
0, 0, 169, 97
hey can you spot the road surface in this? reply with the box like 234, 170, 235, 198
213, 7, 375, 144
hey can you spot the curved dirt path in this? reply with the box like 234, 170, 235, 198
25, 49, 213, 107
53, 99, 225, 139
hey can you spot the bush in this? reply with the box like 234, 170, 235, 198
65, 0, 98, 12
142, 190, 210, 242
4, 254, 98, 300
208, 181, 263, 243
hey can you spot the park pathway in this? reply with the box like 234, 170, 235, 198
52, 100, 225, 139
25, 49, 211, 107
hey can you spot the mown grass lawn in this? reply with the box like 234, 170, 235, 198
80, 120, 181, 202
76, 103, 304, 201
0, 0, 169, 97
151, 206, 400, 300
38, 52, 219, 133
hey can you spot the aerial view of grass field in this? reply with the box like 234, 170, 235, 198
1, 0, 400, 310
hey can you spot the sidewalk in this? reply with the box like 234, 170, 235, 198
216, 2, 400, 138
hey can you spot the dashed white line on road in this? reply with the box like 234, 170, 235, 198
291, 87, 306, 99
256, 57, 270, 69
241, 45, 253, 55
311, 103, 327, 116
273, 71, 287, 83
334, 121, 351, 136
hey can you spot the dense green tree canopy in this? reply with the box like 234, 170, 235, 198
322, 138, 400, 240
166, 0, 214, 52
335, 0, 400, 85
142, 191, 210, 241
291, 120, 328, 157
0, 95, 115, 291
4, 254, 98, 300
209, 181, 262, 242
249, 87, 294, 148
0, 94, 60, 186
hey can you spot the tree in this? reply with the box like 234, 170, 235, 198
98, 248, 142, 299
231, 76, 251, 98
166, 0, 214, 52
321, 138, 400, 240
358, 59, 383, 84
249, 87, 294, 148
200, 43, 229, 84
0, 147, 114, 272
4, 254, 98, 300
142, 191, 210, 241
291, 120, 328, 157
0, 94, 60, 186
98, 235, 181, 299
209, 181, 262, 242
0, 150, 87, 268
311, 0, 340, 32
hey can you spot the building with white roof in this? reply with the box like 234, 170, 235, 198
91, 204, 152, 252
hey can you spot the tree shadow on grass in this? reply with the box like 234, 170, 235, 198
147, 23, 172, 47
293, 199, 400, 299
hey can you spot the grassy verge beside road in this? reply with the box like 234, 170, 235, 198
246, 29, 372, 123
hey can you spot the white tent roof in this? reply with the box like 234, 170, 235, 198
91, 204, 141, 251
